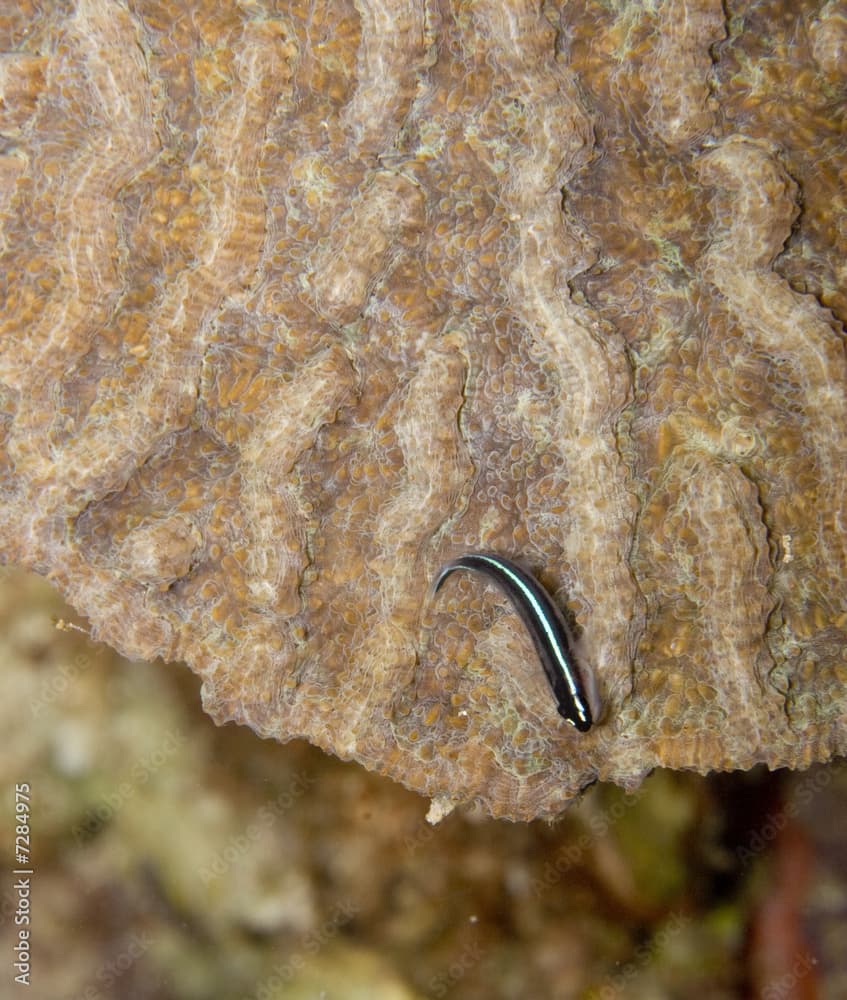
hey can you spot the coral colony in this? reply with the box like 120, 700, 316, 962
1, 1, 845, 819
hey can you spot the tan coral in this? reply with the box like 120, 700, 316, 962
1, 0, 846, 819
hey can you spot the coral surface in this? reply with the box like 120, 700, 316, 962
1, 0, 846, 818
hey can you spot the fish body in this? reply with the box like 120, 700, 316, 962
433, 552, 597, 732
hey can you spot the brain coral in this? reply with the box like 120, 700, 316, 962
1, 0, 846, 819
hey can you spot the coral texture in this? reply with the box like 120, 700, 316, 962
1, 0, 845, 819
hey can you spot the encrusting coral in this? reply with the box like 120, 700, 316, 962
1, 0, 846, 819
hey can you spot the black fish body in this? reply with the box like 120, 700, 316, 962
433, 552, 597, 732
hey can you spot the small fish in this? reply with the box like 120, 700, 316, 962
432, 552, 597, 732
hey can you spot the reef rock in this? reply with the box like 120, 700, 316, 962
1, 0, 846, 819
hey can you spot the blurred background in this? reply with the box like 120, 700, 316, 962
0, 564, 842, 999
